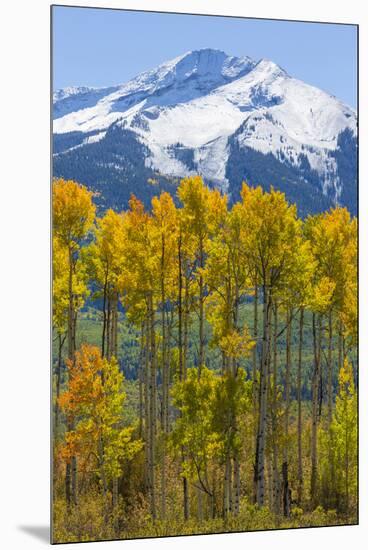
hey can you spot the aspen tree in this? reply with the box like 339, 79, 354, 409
176, 208, 197, 520
178, 176, 227, 377
53, 178, 95, 506
275, 228, 314, 512
119, 196, 160, 520
83, 210, 126, 511
151, 192, 178, 519
320, 360, 357, 511
238, 183, 302, 507
83, 209, 125, 359
170, 368, 219, 514
178, 177, 227, 519
58, 345, 142, 511
205, 202, 253, 515
52, 236, 68, 432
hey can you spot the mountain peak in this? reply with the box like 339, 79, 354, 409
155, 48, 255, 84
182, 47, 227, 58
254, 58, 288, 78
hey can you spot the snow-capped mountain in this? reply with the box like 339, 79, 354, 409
53, 48, 357, 215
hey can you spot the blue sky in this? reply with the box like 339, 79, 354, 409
52, 5, 357, 108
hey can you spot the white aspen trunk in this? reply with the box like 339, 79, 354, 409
345, 413, 349, 511
183, 267, 190, 519
252, 281, 259, 504
106, 291, 111, 360
67, 245, 78, 506
144, 318, 150, 494
198, 239, 205, 377
338, 319, 343, 371
253, 282, 258, 408
98, 435, 107, 497
272, 303, 280, 515
297, 307, 304, 506
327, 309, 333, 425
267, 454, 273, 511
184, 274, 189, 379
177, 236, 190, 520
311, 313, 321, 504
149, 293, 157, 520
282, 308, 292, 516
101, 272, 108, 358
178, 234, 183, 379
67, 246, 74, 360
112, 291, 118, 359
224, 455, 230, 517
138, 324, 144, 439
54, 332, 65, 433
255, 282, 271, 507
284, 308, 292, 458
160, 236, 167, 520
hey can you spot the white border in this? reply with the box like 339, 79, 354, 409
1, 1, 367, 549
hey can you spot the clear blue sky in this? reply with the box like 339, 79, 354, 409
52, 5, 357, 108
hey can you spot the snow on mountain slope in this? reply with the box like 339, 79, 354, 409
53, 86, 96, 102
53, 48, 357, 206
209, 59, 356, 197
53, 49, 255, 131
53, 85, 121, 120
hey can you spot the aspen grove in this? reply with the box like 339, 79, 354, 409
52, 176, 357, 542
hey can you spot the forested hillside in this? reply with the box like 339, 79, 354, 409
52, 176, 357, 543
